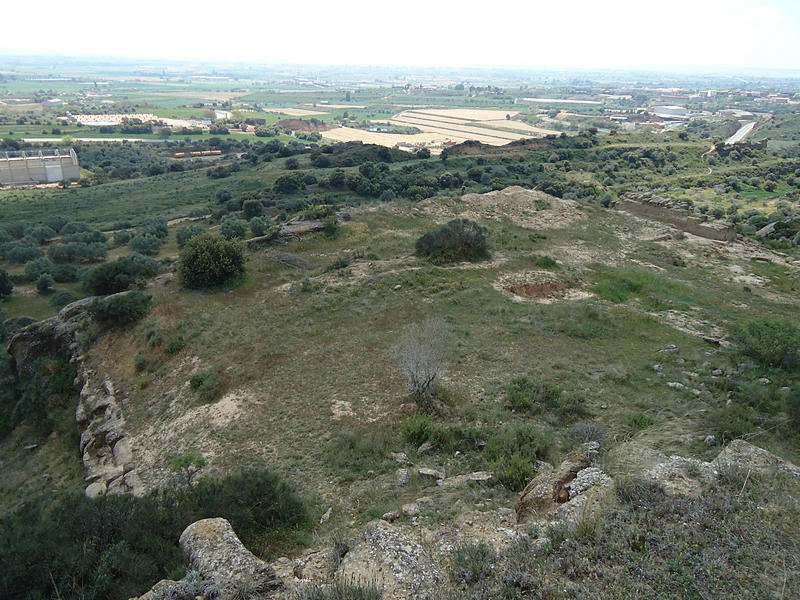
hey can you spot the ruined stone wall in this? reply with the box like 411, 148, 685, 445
614, 199, 736, 242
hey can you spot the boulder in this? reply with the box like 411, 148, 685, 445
337, 520, 445, 599
418, 467, 445, 482
516, 442, 600, 523
179, 517, 282, 598
714, 439, 800, 479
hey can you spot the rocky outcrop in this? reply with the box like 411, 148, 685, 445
77, 373, 143, 497
714, 439, 800, 478
7, 296, 97, 377
180, 518, 283, 599
515, 442, 607, 523
336, 519, 445, 599
6, 297, 141, 498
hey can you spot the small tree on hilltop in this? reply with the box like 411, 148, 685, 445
177, 233, 245, 289
393, 317, 450, 412
415, 219, 490, 265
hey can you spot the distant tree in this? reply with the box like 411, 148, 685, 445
128, 233, 162, 256
249, 217, 267, 237
242, 199, 263, 219
415, 219, 490, 264
36, 273, 54, 294
219, 215, 248, 240
176, 224, 205, 249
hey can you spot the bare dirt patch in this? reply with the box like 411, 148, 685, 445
276, 118, 331, 132
493, 270, 589, 303
418, 186, 584, 230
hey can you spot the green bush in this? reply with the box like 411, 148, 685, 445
732, 319, 800, 370
176, 223, 204, 248
51, 291, 77, 307
483, 425, 554, 466
415, 219, 490, 264
219, 214, 248, 240
165, 337, 185, 354
89, 291, 152, 326
35, 272, 54, 294
128, 232, 162, 255
249, 216, 267, 237
177, 233, 245, 289
85, 254, 160, 295
242, 198, 263, 219
492, 452, 537, 491
402, 413, 434, 446
505, 376, 561, 413
0, 469, 309, 600
189, 368, 222, 402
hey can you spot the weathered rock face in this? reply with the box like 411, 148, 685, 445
6, 297, 142, 498
7, 297, 97, 377
714, 439, 800, 478
515, 442, 606, 523
336, 519, 445, 600
76, 373, 143, 497
179, 518, 283, 599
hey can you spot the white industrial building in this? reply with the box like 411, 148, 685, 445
0, 148, 81, 186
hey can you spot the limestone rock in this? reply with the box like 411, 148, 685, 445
395, 468, 410, 487
417, 467, 445, 482
85, 481, 107, 498
417, 441, 435, 455
336, 520, 444, 599
180, 517, 282, 598
644, 455, 717, 496
714, 439, 800, 478
516, 442, 600, 523
391, 452, 409, 464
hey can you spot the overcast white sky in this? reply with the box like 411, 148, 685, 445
2, 0, 799, 71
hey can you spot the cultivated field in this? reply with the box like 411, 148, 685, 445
262, 107, 326, 116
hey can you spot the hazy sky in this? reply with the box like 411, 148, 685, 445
2, 0, 800, 71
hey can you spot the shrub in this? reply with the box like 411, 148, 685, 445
492, 452, 537, 491
165, 336, 185, 354
731, 319, 800, 370
189, 368, 222, 402
483, 425, 553, 466
36, 273, 54, 294
415, 219, 490, 264
128, 232, 162, 256
0, 469, 309, 600
176, 223, 205, 248
450, 542, 497, 587
85, 254, 160, 295
89, 291, 152, 326
219, 214, 248, 240
242, 198, 263, 219
6, 243, 43, 264
177, 233, 245, 289
24, 258, 55, 282
534, 255, 558, 268
0, 268, 12, 299
505, 376, 561, 413
323, 216, 341, 238
402, 413, 434, 446
249, 216, 267, 237
293, 582, 382, 600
